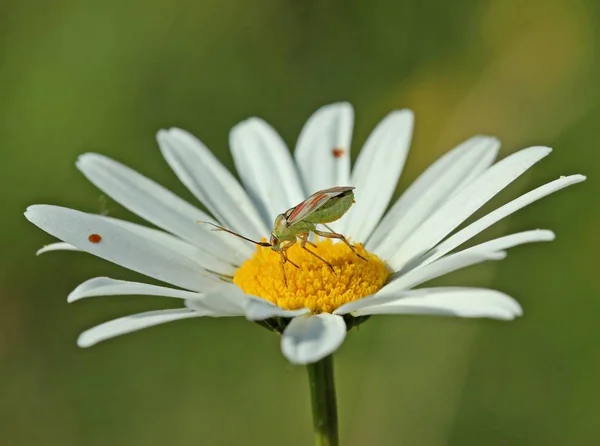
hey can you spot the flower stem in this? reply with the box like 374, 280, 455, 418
307, 355, 339, 446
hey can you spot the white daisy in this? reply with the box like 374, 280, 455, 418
25, 102, 585, 365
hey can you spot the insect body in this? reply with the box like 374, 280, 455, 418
203, 186, 366, 286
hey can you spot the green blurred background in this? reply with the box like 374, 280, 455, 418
1, 0, 598, 445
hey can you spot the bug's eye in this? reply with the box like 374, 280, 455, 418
270, 235, 279, 246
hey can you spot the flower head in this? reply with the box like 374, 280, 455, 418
25, 103, 585, 365
234, 239, 389, 314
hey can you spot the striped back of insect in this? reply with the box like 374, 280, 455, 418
303, 188, 354, 224
281, 186, 353, 226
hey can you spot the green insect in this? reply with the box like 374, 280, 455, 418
203, 186, 366, 285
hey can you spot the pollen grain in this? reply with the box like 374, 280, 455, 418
233, 239, 389, 314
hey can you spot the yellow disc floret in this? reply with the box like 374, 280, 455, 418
233, 239, 389, 314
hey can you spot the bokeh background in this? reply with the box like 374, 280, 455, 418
1, 0, 598, 445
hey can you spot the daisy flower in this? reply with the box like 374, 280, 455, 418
25, 102, 585, 366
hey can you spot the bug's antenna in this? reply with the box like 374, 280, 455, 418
198, 221, 271, 247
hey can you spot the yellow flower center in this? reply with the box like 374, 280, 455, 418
233, 239, 389, 314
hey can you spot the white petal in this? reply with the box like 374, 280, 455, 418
396, 229, 554, 278
186, 284, 309, 320
76, 153, 252, 264
338, 110, 413, 242
281, 313, 347, 365
244, 298, 310, 321
380, 251, 506, 295
345, 287, 522, 320
68, 277, 200, 303
25, 205, 221, 292
184, 282, 249, 317
294, 103, 354, 193
77, 308, 202, 347
104, 216, 236, 276
230, 117, 305, 224
36, 242, 80, 255
368, 136, 499, 258
33, 224, 232, 275
415, 175, 585, 267
457, 229, 555, 257
388, 146, 552, 269
157, 128, 268, 239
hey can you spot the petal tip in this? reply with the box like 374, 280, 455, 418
76, 152, 95, 162
230, 117, 263, 140
536, 229, 556, 241
35, 246, 50, 256
76, 333, 95, 348
472, 134, 498, 140
24, 205, 45, 222
320, 101, 354, 114
66, 291, 80, 303
490, 251, 507, 260
475, 135, 501, 147
156, 129, 169, 140
280, 314, 346, 365
76, 152, 103, 170
509, 306, 524, 319
520, 145, 552, 158
394, 108, 414, 120
234, 116, 265, 130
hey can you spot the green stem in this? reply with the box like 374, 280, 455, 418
307, 355, 339, 446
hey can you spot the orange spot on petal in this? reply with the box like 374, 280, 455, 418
88, 234, 102, 243
332, 148, 345, 158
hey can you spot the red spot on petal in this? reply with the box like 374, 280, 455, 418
88, 234, 102, 243
332, 148, 345, 158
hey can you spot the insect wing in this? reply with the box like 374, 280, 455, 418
285, 186, 354, 225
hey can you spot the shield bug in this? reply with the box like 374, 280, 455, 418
202, 186, 366, 286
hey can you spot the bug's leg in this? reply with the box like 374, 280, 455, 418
303, 236, 318, 248
299, 233, 336, 273
282, 248, 300, 269
279, 251, 288, 287
279, 240, 299, 287
315, 227, 367, 261
299, 233, 312, 249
